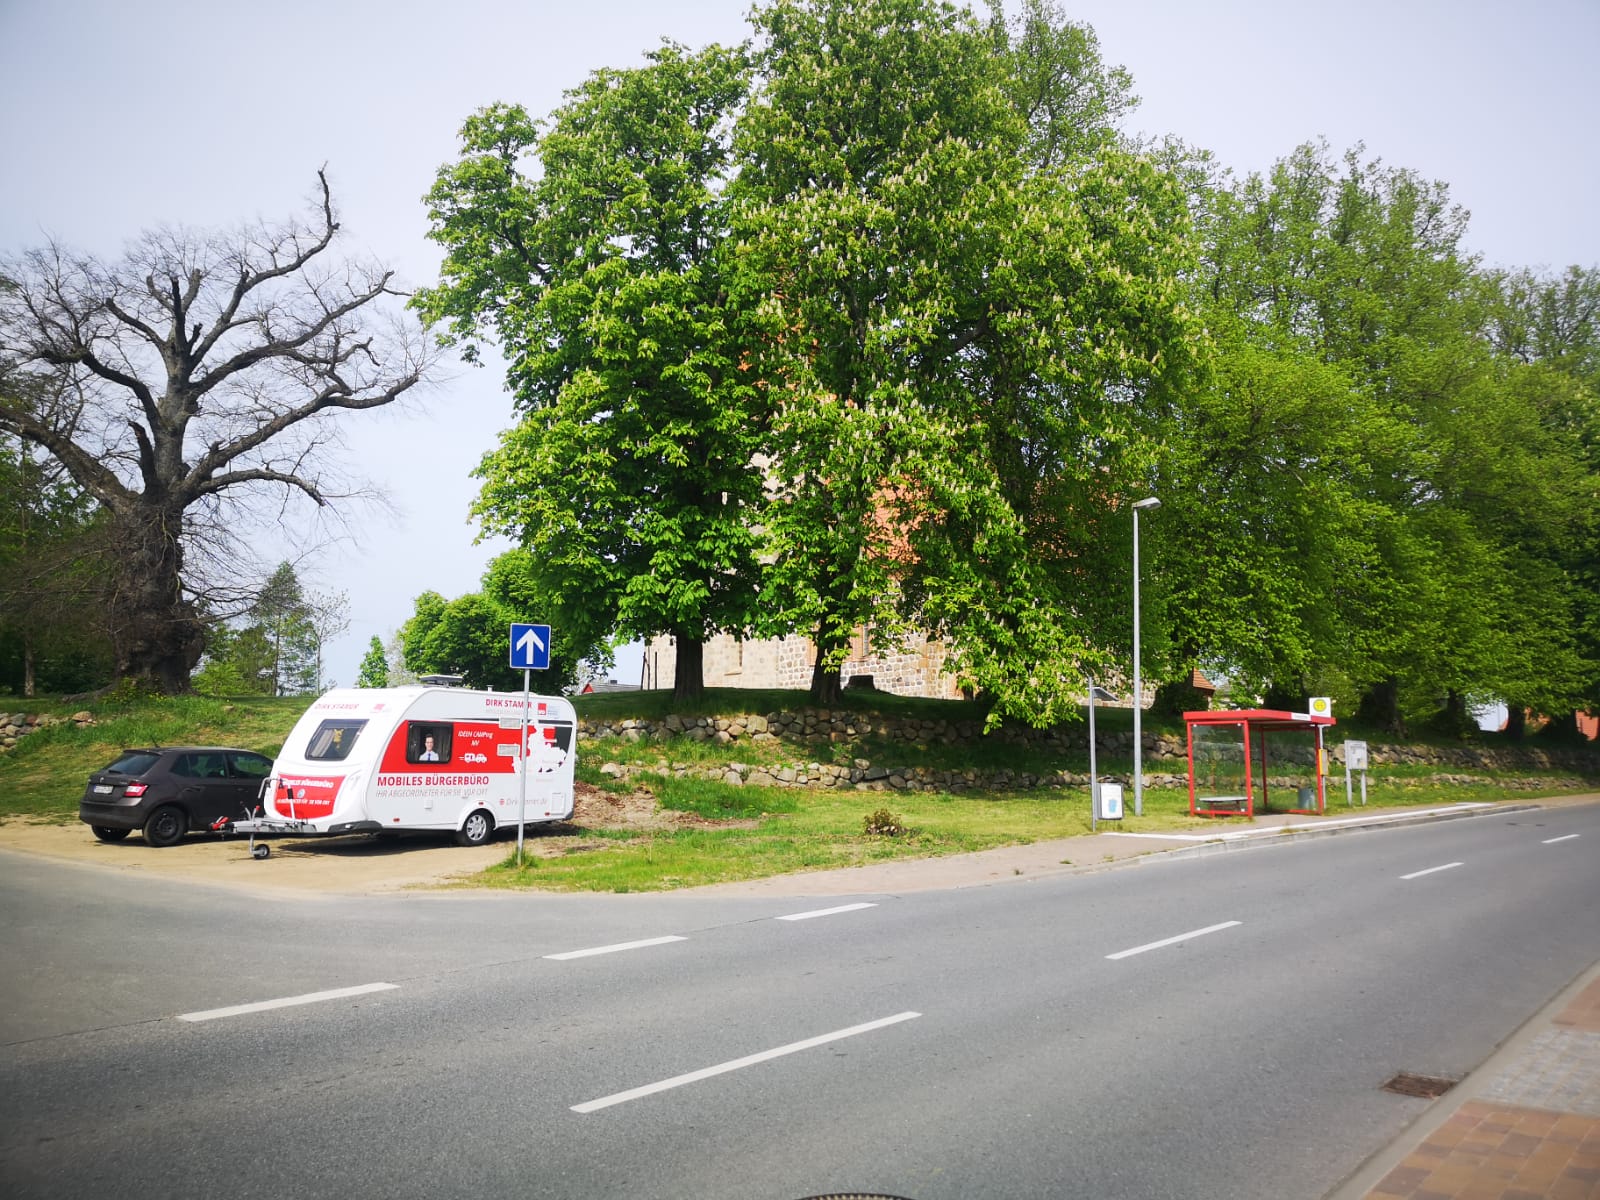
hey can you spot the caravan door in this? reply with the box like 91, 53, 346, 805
368, 718, 466, 830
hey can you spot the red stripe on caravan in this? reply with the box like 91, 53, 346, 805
274, 774, 344, 819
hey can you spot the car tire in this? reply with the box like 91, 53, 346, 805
456, 809, 494, 847
90, 825, 132, 843
143, 805, 187, 848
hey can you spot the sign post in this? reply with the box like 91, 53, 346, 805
508, 624, 552, 865
1344, 740, 1369, 807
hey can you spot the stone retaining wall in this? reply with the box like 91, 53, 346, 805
593, 756, 1589, 796
0, 711, 94, 751
578, 710, 1600, 776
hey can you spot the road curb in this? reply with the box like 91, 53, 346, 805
1148, 802, 1542, 860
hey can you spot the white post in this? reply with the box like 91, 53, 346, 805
517, 667, 530, 866
1131, 497, 1160, 817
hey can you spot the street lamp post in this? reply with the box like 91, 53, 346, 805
1131, 496, 1161, 817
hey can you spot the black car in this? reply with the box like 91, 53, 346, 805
79, 747, 274, 847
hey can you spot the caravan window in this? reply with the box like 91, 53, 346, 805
408, 722, 452, 764
305, 719, 367, 762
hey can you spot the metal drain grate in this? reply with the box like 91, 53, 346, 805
1382, 1072, 1458, 1098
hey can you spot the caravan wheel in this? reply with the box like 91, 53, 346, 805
456, 809, 494, 847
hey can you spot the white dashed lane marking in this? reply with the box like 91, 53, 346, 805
1106, 921, 1242, 961
571, 1011, 922, 1113
178, 982, 398, 1022
1400, 862, 1464, 881
776, 903, 878, 922
544, 936, 688, 961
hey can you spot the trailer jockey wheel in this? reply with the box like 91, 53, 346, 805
251, 844, 271, 860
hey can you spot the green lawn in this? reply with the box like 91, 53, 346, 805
0, 695, 305, 822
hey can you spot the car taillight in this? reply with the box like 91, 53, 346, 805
124, 783, 148, 797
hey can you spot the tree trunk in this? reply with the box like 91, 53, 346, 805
1505, 706, 1526, 740
1443, 689, 1470, 732
22, 636, 34, 699
809, 623, 846, 706
111, 510, 204, 693
809, 658, 843, 706
672, 632, 705, 702
1357, 678, 1405, 734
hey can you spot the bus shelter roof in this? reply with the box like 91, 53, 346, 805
1183, 708, 1336, 732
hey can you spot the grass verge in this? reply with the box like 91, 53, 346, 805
473, 771, 1594, 893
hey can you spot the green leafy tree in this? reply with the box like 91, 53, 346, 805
0, 430, 112, 695
383, 629, 417, 687
732, 0, 1202, 720
356, 635, 389, 688
992, 0, 1137, 170
255, 564, 318, 697
402, 590, 506, 689
1473, 264, 1600, 733
249, 563, 347, 696
1163, 142, 1597, 730
399, 552, 603, 693
192, 624, 274, 697
418, 44, 762, 701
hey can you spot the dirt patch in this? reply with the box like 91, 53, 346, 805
569, 781, 759, 831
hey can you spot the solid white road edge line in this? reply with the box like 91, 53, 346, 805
571, 1011, 923, 1113
177, 982, 398, 1023
776, 902, 878, 921
1106, 920, 1242, 961
1400, 861, 1464, 880
544, 935, 688, 960
1543, 834, 1581, 844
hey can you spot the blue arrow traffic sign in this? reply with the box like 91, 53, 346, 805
509, 623, 552, 670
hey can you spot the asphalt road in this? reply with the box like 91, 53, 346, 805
2, 802, 1596, 1200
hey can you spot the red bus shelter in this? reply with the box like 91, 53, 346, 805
1184, 708, 1336, 818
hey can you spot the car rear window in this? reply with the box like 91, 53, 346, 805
173, 753, 229, 779
106, 751, 160, 776
305, 720, 367, 762
229, 752, 273, 779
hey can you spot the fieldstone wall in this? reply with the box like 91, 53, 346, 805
579, 709, 1600, 794
0, 711, 94, 751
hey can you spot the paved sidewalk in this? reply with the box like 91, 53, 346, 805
1329, 960, 1600, 1200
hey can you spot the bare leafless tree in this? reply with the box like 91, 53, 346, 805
0, 171, 440, 692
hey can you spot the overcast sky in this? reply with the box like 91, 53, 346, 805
2, 0, 1596, 688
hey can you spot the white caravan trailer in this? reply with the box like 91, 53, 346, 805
227, 686, 577, 854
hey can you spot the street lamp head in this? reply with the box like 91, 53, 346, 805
1132, 496, 1161, 511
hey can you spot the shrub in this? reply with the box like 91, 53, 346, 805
863, 807, 909, 837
